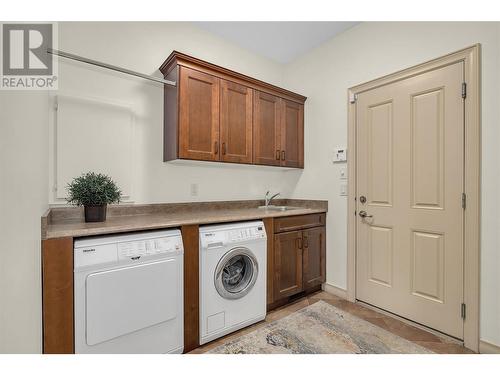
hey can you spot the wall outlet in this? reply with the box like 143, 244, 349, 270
340, 167, 347, 180
340, 183, 348, 196
190, 183, 199, 197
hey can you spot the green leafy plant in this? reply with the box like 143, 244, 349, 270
66, 172, 121, 206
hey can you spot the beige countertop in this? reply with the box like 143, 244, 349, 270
42, 199, 327, 240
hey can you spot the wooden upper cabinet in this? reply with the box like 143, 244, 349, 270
179, 67, 220, 161
159, 51, 306, 167
220, 80, 253, 163
254, 95, 304, 167
253, 91, 281, 166
281, 99, 304, 168
302, 226, 326, 289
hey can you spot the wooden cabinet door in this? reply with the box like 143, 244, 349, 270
179, 66, 220, 161
253, 91, 281, 166
274, 230, 303, 299
280, 99, 304, 168
220, 80, 253, 163
302, 226, 326, 289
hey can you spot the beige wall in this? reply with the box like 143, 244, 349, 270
0, 92, 48, 353
0, 22, 297, 353
54, 22, 300, 206
282, 22, 500, 346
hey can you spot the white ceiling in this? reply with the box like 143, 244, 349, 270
194, 22, 360, 64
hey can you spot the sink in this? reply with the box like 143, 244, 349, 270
258, 205, 300, 211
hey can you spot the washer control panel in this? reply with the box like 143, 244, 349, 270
227, 225, 265, 242
200, 222, 266, 249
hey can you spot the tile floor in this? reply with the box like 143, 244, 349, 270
190, 290, 473, 354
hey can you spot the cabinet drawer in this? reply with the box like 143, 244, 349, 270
273, 213, 325, 233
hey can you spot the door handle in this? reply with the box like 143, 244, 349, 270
281, 150, 286, 161
276, 150, 280, 160
303, 236, 309, 248
359, 210, 373, 218
214, 141, 219, 155
222, 142, 226, 155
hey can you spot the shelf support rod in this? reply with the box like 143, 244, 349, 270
47, 48, 176, 86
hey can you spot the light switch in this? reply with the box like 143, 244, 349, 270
340, 183, 348, 196
333, 147, 347, 163
340, 167, 347, 180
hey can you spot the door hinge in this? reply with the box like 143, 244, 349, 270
461, 303, 466, 320
462, 193, 467, 209
349, 93, 357, 104
462, 82, 467, 99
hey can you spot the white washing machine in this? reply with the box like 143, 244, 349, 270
199, 221, 267, 345
74, 229, 184, 354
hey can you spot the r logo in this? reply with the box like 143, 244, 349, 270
2, 23, 53, 76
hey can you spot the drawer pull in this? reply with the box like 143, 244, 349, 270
296, 237, 303, 249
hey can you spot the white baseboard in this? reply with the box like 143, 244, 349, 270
322, 282, 348, 299
480, 340, 500, 354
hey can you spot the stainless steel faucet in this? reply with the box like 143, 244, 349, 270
265, 191, 280, 207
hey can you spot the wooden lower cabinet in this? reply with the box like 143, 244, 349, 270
42, 237, 75, 354
269, 215, 326, 307
274, 230, 303, 300
302, 226, 326, 289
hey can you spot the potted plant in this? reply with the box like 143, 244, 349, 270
67, 172, 121, 223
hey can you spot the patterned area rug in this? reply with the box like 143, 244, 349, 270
208, 301, 433, 354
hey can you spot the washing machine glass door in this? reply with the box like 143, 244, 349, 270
215, 247, 258, 300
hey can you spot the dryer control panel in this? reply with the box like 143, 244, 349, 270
117, 237, 181, 259
74, 229, 183, 269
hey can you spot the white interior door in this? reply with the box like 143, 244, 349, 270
356, 62, 465, 339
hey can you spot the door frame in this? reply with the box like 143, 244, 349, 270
346, 45, 481, 352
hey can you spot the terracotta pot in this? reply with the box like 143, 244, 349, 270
84, 204, 107, 222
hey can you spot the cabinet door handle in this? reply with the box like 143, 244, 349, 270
214, 141, 219, 155
296, 237, 303, 249
303, 236, 309, 248
276, 150, 280, 160
222, 142, 226, 155
281, 150, 286, 161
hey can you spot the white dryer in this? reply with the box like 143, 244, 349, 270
199, 221, 267, 345
74, 229, 184, 354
